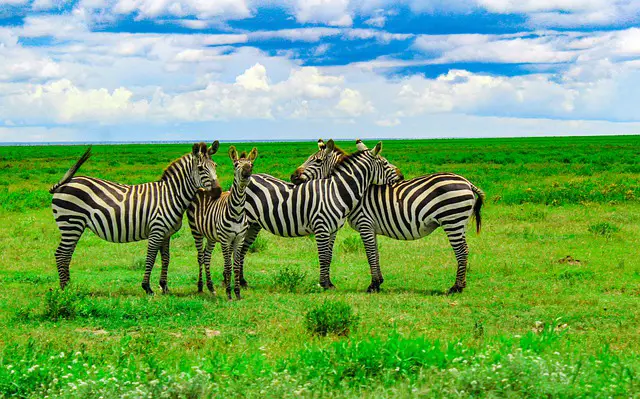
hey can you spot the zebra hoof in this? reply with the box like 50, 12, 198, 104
320, 282, 336, 290
366, 285, 381, 293
239, 279, 248, 288
141, 282, 154, 296
447, 285, 464, 295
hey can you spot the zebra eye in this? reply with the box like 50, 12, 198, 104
314, 159, 322, 164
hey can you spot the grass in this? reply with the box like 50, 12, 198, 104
0, 135, 639, 397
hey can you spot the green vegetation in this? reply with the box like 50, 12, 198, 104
0, 135, 639, 397
304, 300, 359, 336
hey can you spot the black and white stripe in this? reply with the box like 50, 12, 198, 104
233, 140, 402, 294
187, 146, 257, 300
50, 142, 221, 294
292, 139, 484, 294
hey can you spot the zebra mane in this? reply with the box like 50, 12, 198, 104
160, 153, 190, 181
334, 149, 365, 166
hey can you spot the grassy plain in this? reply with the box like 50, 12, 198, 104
0, 135, 639, 398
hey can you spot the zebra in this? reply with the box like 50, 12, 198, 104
290, 139, 485, 294
230, 139, 403, 296
49, 142, 221, 295
187, 146, 258, 300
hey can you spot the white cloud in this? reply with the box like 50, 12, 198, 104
336, 88, 374, 116
375, 118, 400, 127
235, 63, 270, 91
112, 0, 251, 19
294, 0, 353, 26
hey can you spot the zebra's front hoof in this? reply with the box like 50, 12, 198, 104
197, 281, 204, 293
160, 281, 169, 294
207, 282, 215, 293
447, 285, 464, 295
366, 284, 381, 293
239, 278, 248, 288
141, 282, 154, 296
320, 281, 336, 290
234, 289, 242, 301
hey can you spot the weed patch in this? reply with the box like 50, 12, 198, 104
589, 222, 619, 237
248, 235, 268, 253
305, 300, 359, 337
272, 266, 307, 293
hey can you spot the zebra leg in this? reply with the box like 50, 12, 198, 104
54, 228, 84, 290
141, 233, 163, 295
193, 232, 205, 292
315, 230, 337, 289
233, 240, 243, 300
221, 244, 233, 300
159, 237, 171, 294
445, 229, 470, 294
359, 227, 383, 293
203, 240, 216, 294
235, 223, 261, 287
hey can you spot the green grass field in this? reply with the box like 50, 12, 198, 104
1, 136, 639, 398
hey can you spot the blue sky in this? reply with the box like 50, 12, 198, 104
1, 0, 640, 142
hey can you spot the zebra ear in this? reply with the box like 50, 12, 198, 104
192, 143, 201, 155
208, 141, 220, 156
318, 139, 325, 150
325, 139, 335, 152
355, 139, 367, 151
372, 141, 382, 156
248, 147, 258, 162
228, 146, 238, 162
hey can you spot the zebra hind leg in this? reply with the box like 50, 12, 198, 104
444, 228, 469, 295
159, 237, 171, 294
315, 231, 337, 289
235, 223, 261, 287
141, 233, 163, 295
193, 232, 205, 292
54, 228, 84, 290
359, 227, 383, 293
221, 244, 233, 300
203, 240, 216, 294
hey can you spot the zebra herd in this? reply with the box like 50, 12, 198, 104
50, 139, 484, 299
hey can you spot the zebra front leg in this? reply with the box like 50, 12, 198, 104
235, 223, 261, 287
203, 240, 216, 294
232, 238, 245, 300
359, 227, 383, 293
141, 234, 163, 295
221, 244, 234, 300
445, 229, 469, 294
54, 229, 84, 290
159, 237, 171, 294
315, 230, 337, 289
193, 232, 205, 292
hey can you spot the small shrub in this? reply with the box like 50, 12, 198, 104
272, 266, 307, 293
341, 235, 363, 253
42, 288, 86, 321
557, 269, 595, 282
305, 300, 359, 337
588, 222, 619, 237
248, 235, 268, 253
473, 320, 484, 340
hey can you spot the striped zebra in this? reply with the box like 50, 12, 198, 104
290, 139, 485, 294
187, 146, 258, 300
50, 142, 221, 295
231, 140, 402, 294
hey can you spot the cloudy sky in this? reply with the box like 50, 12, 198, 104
1, 0, 640, 142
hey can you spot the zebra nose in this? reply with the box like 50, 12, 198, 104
291, 170, 304, 185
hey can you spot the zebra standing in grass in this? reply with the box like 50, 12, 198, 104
187, 146, 258, 300
50, 142, 221, 295
229, 140, 402, 296
291, 139, 484, 294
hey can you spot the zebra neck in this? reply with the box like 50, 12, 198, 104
329, 153, 372, 212
227, 180, 248, 220
161, 157, 199, 209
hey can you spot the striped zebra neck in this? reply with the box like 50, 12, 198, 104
160, 154, 199, 207
329, 151, 374, 211
227, 178, 249, 220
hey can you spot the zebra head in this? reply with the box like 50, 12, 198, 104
290, 139, 344, 185
229, 146, 258, 188
356, 139, 404, 185
192, 141, 221, 195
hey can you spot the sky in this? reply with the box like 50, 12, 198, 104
0, 1, 640, 142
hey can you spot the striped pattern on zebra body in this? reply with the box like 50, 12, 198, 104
50, 142, 221, 295
187, 146, 258, 300
291, 139, 485, 295
232, 140, 403, 294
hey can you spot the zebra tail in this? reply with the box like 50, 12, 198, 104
470, 184, 485, 234
49, 146, 92, 194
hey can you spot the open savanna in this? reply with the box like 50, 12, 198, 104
0, 136, 639, 398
